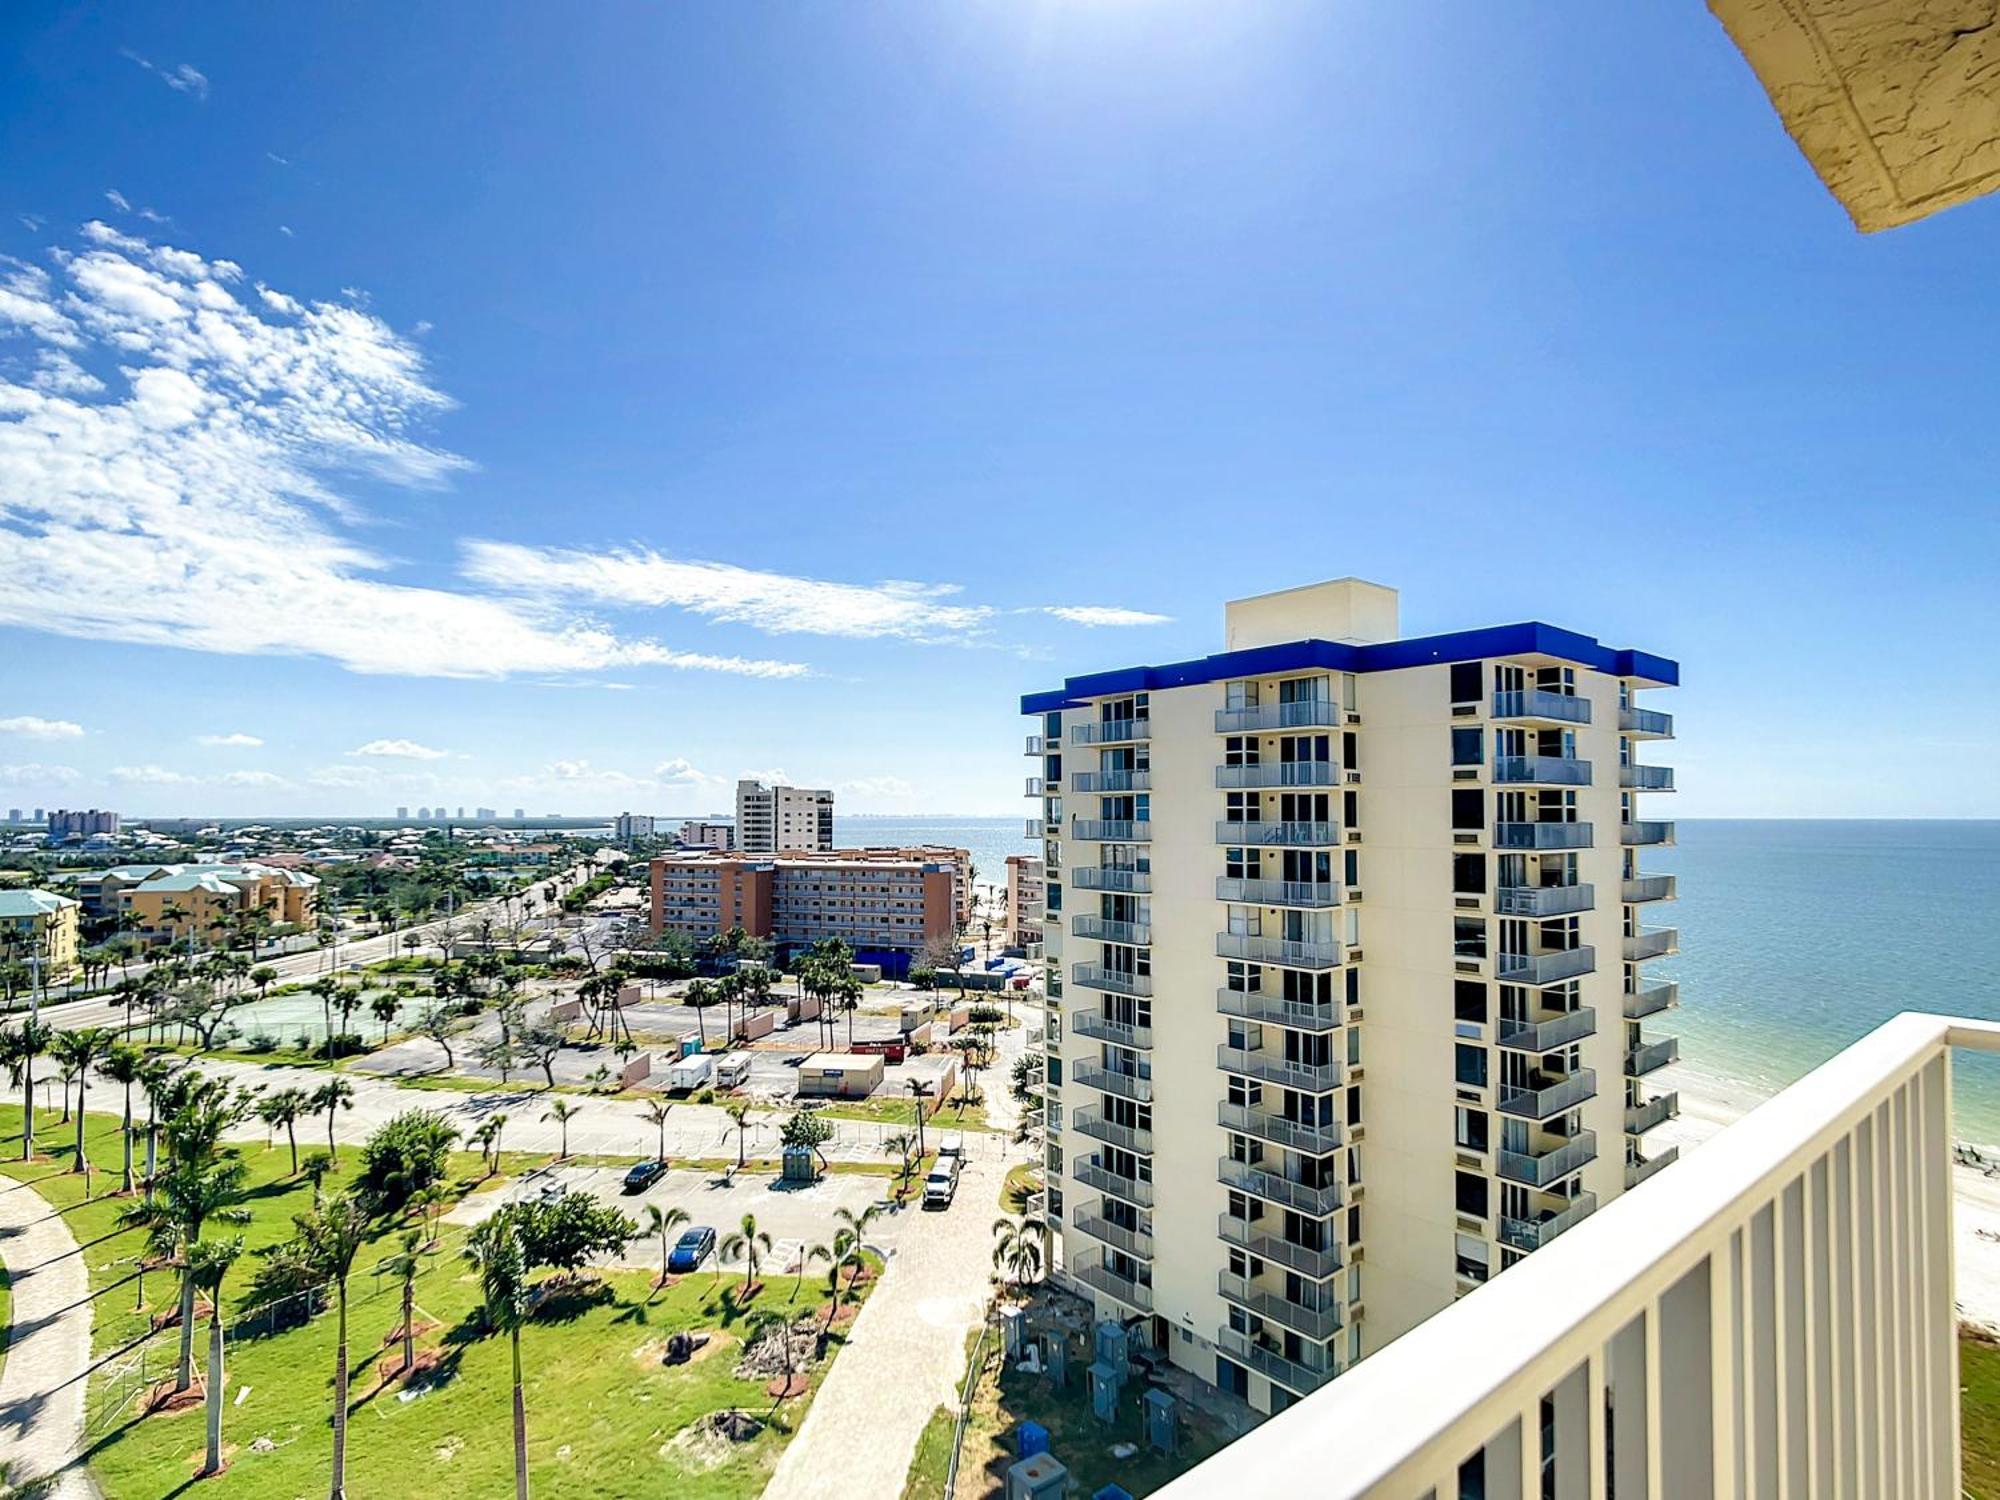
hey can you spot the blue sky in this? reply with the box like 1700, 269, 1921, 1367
1, 3, 1996, 819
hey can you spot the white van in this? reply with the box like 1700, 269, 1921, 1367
922, 1155, 961, 1209
937, 1132, 965, 1161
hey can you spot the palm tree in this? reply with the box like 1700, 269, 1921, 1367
412, 1181, 451, 1247
486, 1112, 511, 1175
140, 1147, 250, 1392
135, 1056, 182, 1185
258, 1087, 309, 1174
1, 1017, 53, 1160
377, 1228, 426, 1374
302, 1150, 335, 1204
907, 1078, 934, 1158
296, 1193, 370, 1500
54, 1027, 113, 1172
720, 1211, 772, 1301
543, 1098, 579, 1160
642, 1098, 673, 1164
187, 1234, 245, 1476
883, 1130, 916, 1190
100, 1043, 144, 1194
991, 1215, 1047, 1289
249, 965, 277, 1000
723, 1099, 753, 1170
796, 1239, 833, 1298
311, 1077, 354, 1162
642, 1203, 690, 1286
370, 991, 400, 1046
469, 1216, 533, 1500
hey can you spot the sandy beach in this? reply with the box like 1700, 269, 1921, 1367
1661, 1067, 2000, 1330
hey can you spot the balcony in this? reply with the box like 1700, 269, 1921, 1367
1071, 865, 1150, 893
1074, 1062, 1154, 1104
1215, 701, 1340, 733
1625, 1090, 1679, 1134
1496, 1006, 1597, 1054
1620, 763, 1675, 791
1497, 1129, 1598, 1189
1626, 1145, 1680, 1189
1071, 963, 1151, 998
1217, 1214, 1344, 1280
1023, 818, 1050, 839
1216, 876, 1340, 908
1216, 820, 1339, 848
1073, 819, 1152, 843
1024, 776, 1046, 797
1218, 1271, 1343, 1340
1069, 717, 1151, 746
1071, 1108, 1152, 1155
1215, 1326, 1338, 1397
1620, 704, 1674, 737
1024, 733, 1052, 756
1217, 1158, 1344, 1217
1623, 927, 1679, 962
1495, 945, 1596, 986
1621, 872, 1677, 904
1071, 769, 1150, 794
1073, 1157, 1153, 1207
1623, 980, 1679, 1020
1492, 820, 1592, 850
1215, 762, 1340, 789
1158, 1014, 1995, 1500
1498, 1068, 1597, 1121
1492, 755, 1593, 786
1217, 1043, 1343, 1093
1621, 819, 1676, 846
1499, 1191, 1599, 1252
1072, 1259, 1154, 1312
1627, 1035, 1680, 1078
1492, 689, 1591, 725
1215, 1327, 1338, 1397
1214, 932, 1341, 970
1071, 1212, 1153, 1260
1070, 1011, 1153, 1049
1072, 915, 1152, 945
1216, 987, 1342, 1033
1218, 1101, 1343, 1155
1494, 882, 1594, 918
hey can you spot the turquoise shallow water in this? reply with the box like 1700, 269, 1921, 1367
844, 816, 2000, 1143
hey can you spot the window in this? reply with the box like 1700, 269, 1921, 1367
1452, 853, 1486, 895
1449, 661, 1483, 703
1455, 1107, 1488, 1152
1454, 1170, 1489, 1218
1455, 1234, 1491, 1285
1450, 727, 1483, 766
1454, 980, 1488, 1023
1451, 788, 1484, 831
1455, 1044, 1488, 1089
1454, 916, 1487, 959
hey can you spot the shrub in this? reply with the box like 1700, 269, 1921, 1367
474, 1194, 637, 1277
357, 1108, 461, 1213
244, 1032, 279, 1054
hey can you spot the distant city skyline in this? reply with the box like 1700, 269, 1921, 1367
3, 5, 1997, 820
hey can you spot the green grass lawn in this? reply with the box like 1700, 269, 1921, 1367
1965, 1327, 2000, 1497
999, 1164, 1038, 1215
0, 1101, 875, 1500
900, 1405, 955, 1500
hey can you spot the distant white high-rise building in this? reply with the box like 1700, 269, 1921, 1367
614, 812, 656, 843
513, 807, 526, 820
417, 806, 432, 820
396, 806, 410, 820
735, 779, 834, 854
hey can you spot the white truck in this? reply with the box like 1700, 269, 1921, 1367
922, 1152, 962, 1209
665, 1053, 714, 1093
713, 1052, 752, 1089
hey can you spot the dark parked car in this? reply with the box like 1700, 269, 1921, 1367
667, 1226, 716, 1274
623, 1158, 668, 1193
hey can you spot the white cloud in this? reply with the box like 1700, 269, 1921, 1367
839, 775, 917, 799
462, 542, 993, 642
277, 225, 293, 238
653, 758, 729, 794
267, 152, 291, 167
0, 715, 84, 739
0, 225, 808, 682
121, 50, 209, 100
197, 731, 262, 747
0, 762, 79, 787
110, 763, 197, 785
220, 769, 287, 787
105, 188, 133, 212
1042, 605, 1174, 627
349, 738, 449, 761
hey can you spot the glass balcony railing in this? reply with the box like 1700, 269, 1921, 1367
1074, 1062, 1154, 1104
1071, 1108, 1152, 1154
1024, 818, 1049, 838
1071, 963, 1151, 998
1216, 1158, 1344, 1217
1625, 1091, 1679, 1134
1495, 946, 1596, 986
1071, 1212, 1153, 1261
1492, 755, 1592, 786
1492, 821, 1593, 850
1497, 1129, 1598, 1189
1215, 701, 1340, 733
1499, 1191, 1598, 1252
1498, 1068, 1597, 1121
1070, 1012, 1153, 1049
1218, 1101, 1343, 1154
1215, 1327, 1339, 1396
1623, 928, 1678, 962
1072, 1259, 1154, 1311
1216, 1214, 1344, 1279
1073, 819, 1152, 843
1073, 1157, 1153, 1207
1493, 689, 1591, 724
1620, 763, 1675, 791
1621, 820, 1676, 846
1215, 819, 1339, 847
1071, 769, 1150, 793
1215, 762, 1340, 789
1069, 718, 1151, 745
1024, 733, 1051, 755
1216, 987, 1342, 1032
1621, 873, 1676, 904
1071, 865, 1150, 893
1626, 1145, 1680, 1189
1627, 1036, 1680, 1078
1215, 876, 1340, 907
1217, 1271, 1343, 1340
1024, 776, 1046, 797
1623, 981, 1679, 1020
1072, 915, 1152, 945
1619, 705, 1674, 737
1216, 1043, 1343, 1093
1496, 1007, 1597, 1053
1214, 932, 1341, 969
1494, 883, 1593, 918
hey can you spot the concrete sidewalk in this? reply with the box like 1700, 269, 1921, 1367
0, 1174, 98, 1498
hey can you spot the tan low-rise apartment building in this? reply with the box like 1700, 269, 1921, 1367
0, 889, 82, 978
110, 862, 321, 946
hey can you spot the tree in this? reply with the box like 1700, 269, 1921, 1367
311, 1077, 355, 1162
542, 1098, 579, 1160
0, 1017, 53, 1160
477, 1194, 635, 1278
883, 1130, 916, 1189
377, 1228, 426, 1375
356, 1109, 460, 1214
722, 1099, 754, 1170
780, 1109, 835, 1170
100, 1043, 145, 1194
684, 977, 717, 1048
136, 1141, 249, 1392
642, 1203, 690, 1286
642, 1099, 673, 1165
416, 1001, 464, 1071
720, 1211, 772, 1299
293, 1193, 371, 1500
370, 991, 400, 1045
187, 1234, 244, 1476
302, 1150, 336, 1204
467, 1214, 533, 1500
521, 1015, 567, 1091
249, 965, 277, 1000
53, 1027, 112, 1171
907, 1078, 935, 1157
258, 1087, 310, 1174
796, 1239, 833, 1298
992, 1215, 1047, 1289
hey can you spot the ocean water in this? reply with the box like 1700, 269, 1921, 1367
842, 816, 2000, 1143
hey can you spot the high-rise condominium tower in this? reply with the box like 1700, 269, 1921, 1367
1023, 578, 1678, 1415
735, 778, 835, 854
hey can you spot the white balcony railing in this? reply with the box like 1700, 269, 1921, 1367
1157, 1011, 1991, 1499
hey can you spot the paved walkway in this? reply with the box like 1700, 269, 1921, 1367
765, 1150, 1006, 1500
0, 1174, 96, 1498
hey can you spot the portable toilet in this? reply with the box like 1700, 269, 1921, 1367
1089, 1360, 1121, 1424
1018, 1420, 1050, 1458
1092, 1320, 1130, 1382
781, 1145, 817, 1183
1005, 1453, 1068, 1500
1144, 1388, 1178, 1455
1001, 1305, 1026, 1361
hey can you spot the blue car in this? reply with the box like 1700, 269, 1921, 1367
667, 1226, 716, 1274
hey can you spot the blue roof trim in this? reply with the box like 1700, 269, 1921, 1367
1020, 622, 1677, 713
